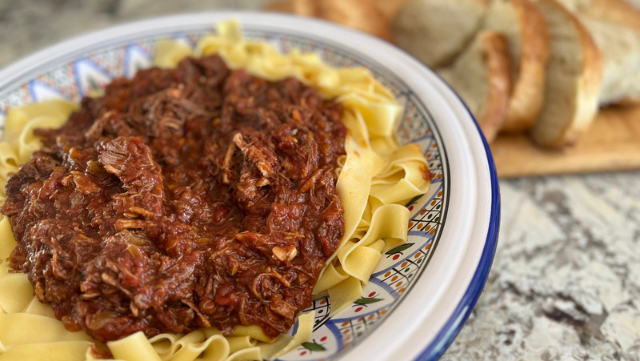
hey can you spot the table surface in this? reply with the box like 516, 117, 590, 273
2, 0, 639, 359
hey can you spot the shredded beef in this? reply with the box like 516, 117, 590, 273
3, 55, 347, 342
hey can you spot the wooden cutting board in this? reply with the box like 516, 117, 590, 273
491, 105, 640, 178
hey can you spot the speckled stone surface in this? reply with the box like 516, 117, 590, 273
1, 1, 639, 360
443, 173, 640, 361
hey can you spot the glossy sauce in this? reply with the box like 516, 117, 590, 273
3, 55, 346, 342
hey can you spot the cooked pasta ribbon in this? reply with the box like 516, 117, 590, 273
0, 217, 15, 263
154, 39, 194, 69
0, 100, 78, 203
0, 314, 93, 347
22, 296, 56, 318
108, 332, 162, 361
0, 20, 430, 361
0, 341, 95, 361
0, 272, 31, 314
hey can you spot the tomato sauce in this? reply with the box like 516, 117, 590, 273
3, 55, 346, 342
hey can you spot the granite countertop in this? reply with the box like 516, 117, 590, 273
1, 0, 639, 360
444, 174, 640, 360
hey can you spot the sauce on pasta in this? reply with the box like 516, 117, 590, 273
2, 55, 347, 343
0, 20, 434, 360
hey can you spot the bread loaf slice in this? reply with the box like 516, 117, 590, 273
293, 0, 393, 41
373, 0, 415, 21
264, 0, 295, 13
483, 0, 549, 132
393, 0, 489, 68
581, 18, 640, 105
437, 31, 512, 142
555, 0, 640, 32
529, 0, 603, 147
626, 0, 640, 9
550, 1, 640, 105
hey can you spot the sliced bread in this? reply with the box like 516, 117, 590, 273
581, 18, 640, 105
289, 0, 393, 41
437, 31, 512, 142
551, 1, 640, 105
264, 0, 295, 13
552, 0, 590, 12
529, 0, 603, 147
483, 0, 549, 132
373, 0, 416, 21
393, 0, 489, 68
626, 0, 640, 9
556, 0, 640, 32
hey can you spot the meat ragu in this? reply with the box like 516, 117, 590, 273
2, 54, 347, 343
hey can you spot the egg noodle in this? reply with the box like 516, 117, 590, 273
0, 20, 430, 361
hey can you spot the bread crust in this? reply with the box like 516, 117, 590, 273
580, 0, 640, 33
561, 6, 603, 146
567, 1, 640, 107
264, 0, 295, 13
372, 0, 416, 21
500, 0, 550, 132
265, 0, 393, 41
479, 32, 513, 142
436, 30, 512, 143
614, 97, 640, 107
531, 0, 603, 147
393, 0, 489, 68
294, 0, 393, 41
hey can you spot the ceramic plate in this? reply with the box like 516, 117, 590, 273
0, 12, 500, 361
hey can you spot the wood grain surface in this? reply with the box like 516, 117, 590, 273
491, 105, 640, 178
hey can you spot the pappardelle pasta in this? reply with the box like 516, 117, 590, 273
0, 20, 430, 361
